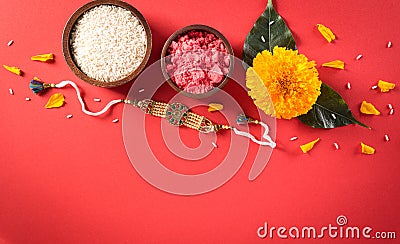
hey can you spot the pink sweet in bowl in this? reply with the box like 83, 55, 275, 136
161, 24, 234, 98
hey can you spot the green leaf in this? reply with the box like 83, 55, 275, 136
242, 0, 296, 67
298, 83, 369, 129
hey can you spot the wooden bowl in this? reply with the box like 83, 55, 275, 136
161, 24, 234, 99
62, 0, 152, 88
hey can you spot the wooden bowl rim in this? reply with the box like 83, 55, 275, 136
161, 24, 234, 99
62, 0, 152, 88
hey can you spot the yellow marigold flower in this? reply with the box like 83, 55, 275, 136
360, 101, 380, 115
246, 68, 275, 116
300, 138, 320, 153
322, 60, 345, 69
317, 24, 336, 43
361, 142, 375, 155
377, 80, 395, 92
246, 46, 322, 119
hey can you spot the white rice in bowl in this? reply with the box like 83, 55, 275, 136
70, 5, 147, 82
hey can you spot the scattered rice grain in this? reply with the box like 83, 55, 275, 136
290, 136, 298, 141
138, 88, 145, 93
356, 54, 363, 60
371, 85, 378, 90
389, 109, 394, 115
25, 97, 31, 101
388, 103, 393, 110
70, 5, 147, 82
66, 114, 73, 119
7, 40, 14, 46
261, 35, 266, 43
269, 21, 275, 25
212, 142, 218, 148
93, 98, 101, 102
331, 114, 336, 119
384, 134, 390, 141
387, 41, 392, 48
333, 142, 339, 150
9, 88, 14, 95
112, 118, 119, 123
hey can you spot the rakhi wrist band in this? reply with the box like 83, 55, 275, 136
30, 79, 276, 148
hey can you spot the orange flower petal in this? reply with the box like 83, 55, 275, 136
45, 93, 65, 109
3, 64, 23, 76
31, 53, 54, 62
360, 101, 380, 115
377, 80, 395, 92
208, 103, 224, 112
361, 142, 375, 155
300, 138, 320, 153
317, 24, 336, 43
322, 60, 345, 69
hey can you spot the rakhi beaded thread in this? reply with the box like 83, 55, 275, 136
125, 98, 232, 133
30, 79, 276, 148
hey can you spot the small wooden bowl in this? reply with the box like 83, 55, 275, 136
161, 24, 234, 99
62, 0, 152, 88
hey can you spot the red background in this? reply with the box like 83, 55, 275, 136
1, 0, 399, 243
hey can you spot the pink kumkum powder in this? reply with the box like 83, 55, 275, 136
165, 30, 230, 94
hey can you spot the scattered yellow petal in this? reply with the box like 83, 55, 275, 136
3, 64, 23, 76
31, 53, 54, 62
208, 103, 224, 112
300, 138, 320, 153
45, 93, 65, 109
322, 60, 345, 69
317, 24, 336, 43
33, 76, 41, 81
360, 101, 380, 115
361, 142, 375, 155
377, 80, 395, 92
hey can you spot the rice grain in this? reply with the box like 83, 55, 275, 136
70, 5, 147, 82
333, 142, 339, 150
